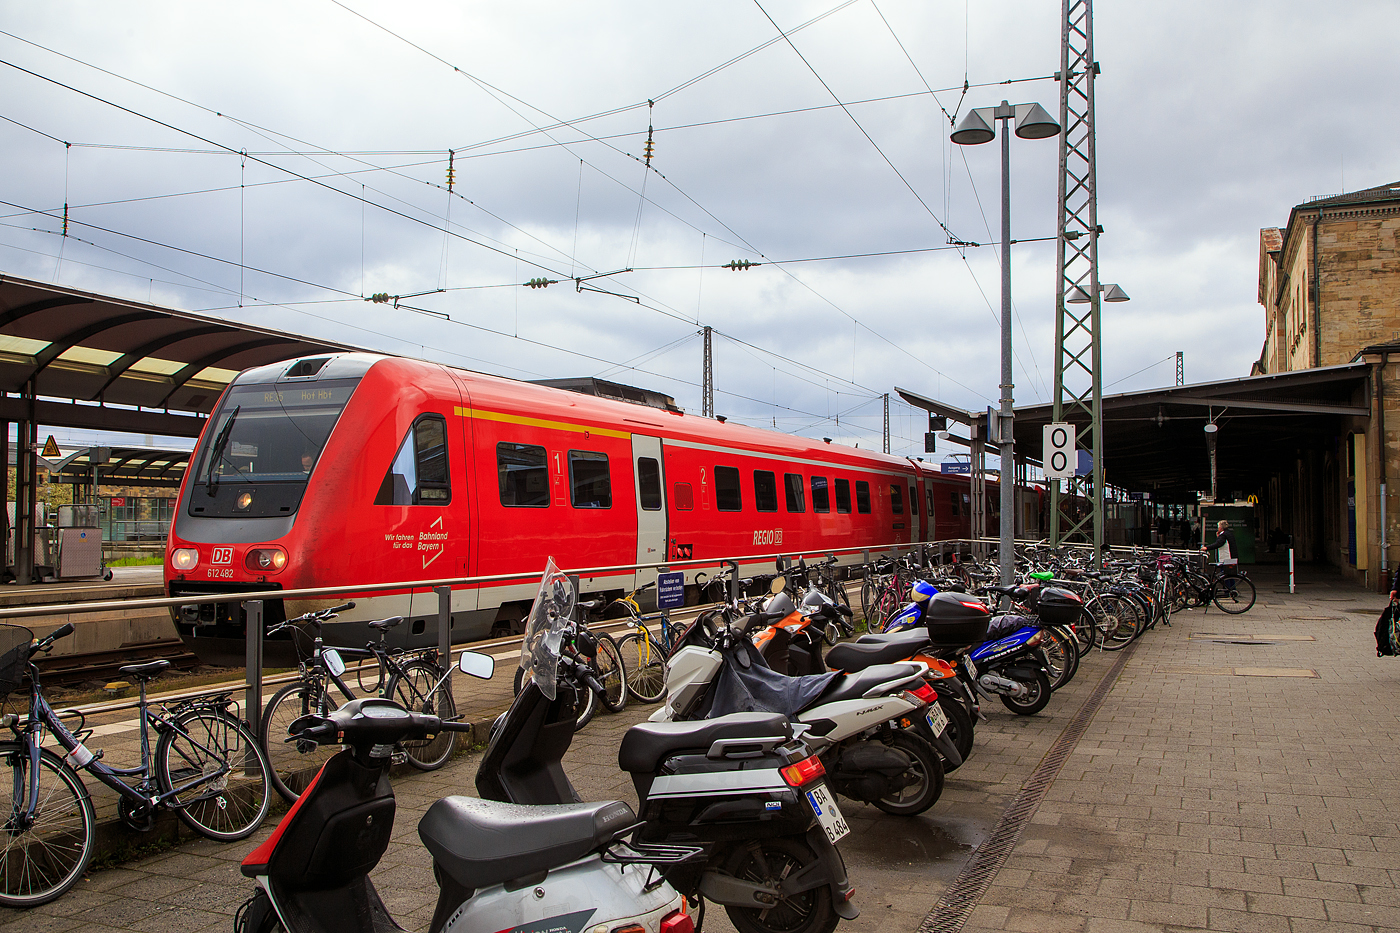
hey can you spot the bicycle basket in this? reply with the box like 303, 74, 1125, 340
0, 624, 35, 697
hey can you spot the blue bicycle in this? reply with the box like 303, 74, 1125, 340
0, 622, 271, 907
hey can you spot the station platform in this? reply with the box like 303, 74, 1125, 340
3, 565, 1399, 933
0, 565, 174, 662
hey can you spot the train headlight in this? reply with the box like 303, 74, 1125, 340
245, 547, 287, 573
171, 548, 199, 571
235, 491, 255, 511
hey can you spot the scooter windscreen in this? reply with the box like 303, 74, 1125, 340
520, 557, 576, 700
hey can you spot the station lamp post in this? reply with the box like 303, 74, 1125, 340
952, 100, 1061, 586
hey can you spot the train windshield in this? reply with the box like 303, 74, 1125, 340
187, 378, 361, 518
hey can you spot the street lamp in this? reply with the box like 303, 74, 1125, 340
1067, 283, 1131, 303
952, 100, 1061, 587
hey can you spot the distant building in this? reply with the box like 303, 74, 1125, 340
1255, 180, 1400, 584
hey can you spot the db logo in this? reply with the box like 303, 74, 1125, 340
211, 547, 234, 565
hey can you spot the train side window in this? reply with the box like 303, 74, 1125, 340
375, 414, 451, 506
497, 442, 549, 507
950, 490, 960, 516
569, 450, 612, 509
673, 482, 694, 510
909, 486, 919, 516
927, 488, 935, 522
784, 473, 805, 512
637, 457, 662, 511
714, 466, 742, 511
753, 470, 778, 512
890, 484, 904, 515
811, 476, 830, 512
855, 481, 871, 514
834, 478, 851, 514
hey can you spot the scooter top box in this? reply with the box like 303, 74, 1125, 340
922, 591, 991, 646
1034, 587, 1083, 626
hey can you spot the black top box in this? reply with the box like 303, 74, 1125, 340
1035, 587, 1084, 626
923, 591, 991, 646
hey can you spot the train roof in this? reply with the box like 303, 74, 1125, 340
242, 352, 923, 475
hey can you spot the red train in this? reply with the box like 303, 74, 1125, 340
166, 353, 1037, 664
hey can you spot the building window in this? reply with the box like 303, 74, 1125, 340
855, 481, 871, 514
890, 484, 904, 515
569, 451, 611, 508
811, 476, 830, 512
753, 470, 778, 512
784, 473, 806, 513
835, 478, 851, 514
375, 415, 451, 505
497, 442, 548, 507
637, 457, 662, 510
715, 466, 742, 511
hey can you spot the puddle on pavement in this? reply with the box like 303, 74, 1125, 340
838, 808, 989, 875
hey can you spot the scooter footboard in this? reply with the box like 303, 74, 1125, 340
435, 853, 681, 933
267, 875, 400, 933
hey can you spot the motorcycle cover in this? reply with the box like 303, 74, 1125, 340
707, 639, 836, 718
985, 614, 1037, 642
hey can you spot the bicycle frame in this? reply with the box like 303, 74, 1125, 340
10, 677, 236, 822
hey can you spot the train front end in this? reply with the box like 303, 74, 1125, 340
165, 354, 375, 666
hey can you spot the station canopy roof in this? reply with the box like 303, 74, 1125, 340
0, 273, 364, 437
900, 362, 1372, 502
44, 445, 191, 490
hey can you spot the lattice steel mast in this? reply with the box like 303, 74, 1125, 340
1050, 0, 1103, 556
701, 325, 714, 418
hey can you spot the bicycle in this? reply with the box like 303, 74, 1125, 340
259, 604, 458, 803
0, 622, 272, 907
1197, 562, 1257, 614
610, 583, 683, 703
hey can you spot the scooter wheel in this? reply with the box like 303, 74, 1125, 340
722, 837, 838, 933
998, 669, 1053, 716
234, 890, 282, 933
936, 694, 975, 768
873, 731, 944, 816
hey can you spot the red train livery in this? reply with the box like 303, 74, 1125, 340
166, 353, 1022, 664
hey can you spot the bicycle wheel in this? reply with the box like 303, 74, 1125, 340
157, 709, 271, 841
618, 631, 666, 703
393, 660, 458, 771
859, 579, 876, 625
1212, 575, 1257, 614
260, 683, 340, 803
0, 743, 94, 907
1088, 594, 1138, 651
1041, 626, 1080, 691
593, 633, 627, 713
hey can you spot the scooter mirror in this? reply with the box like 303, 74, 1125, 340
770, 576, 786, 595
457, 650, 495, 680
322, 648, 346, 677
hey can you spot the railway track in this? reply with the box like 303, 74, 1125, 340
34, 640, 200, 687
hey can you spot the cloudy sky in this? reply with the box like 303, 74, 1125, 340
2, 1, 1397, 458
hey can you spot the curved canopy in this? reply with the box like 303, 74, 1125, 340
0, 273, 364, 436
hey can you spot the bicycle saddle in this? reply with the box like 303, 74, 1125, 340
119, 659, 170, 679
368, 617, 404, 631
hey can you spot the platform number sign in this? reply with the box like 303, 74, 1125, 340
1043, 423, 1076, 480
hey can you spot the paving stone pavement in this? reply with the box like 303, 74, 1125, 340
4, 563, 1398, 932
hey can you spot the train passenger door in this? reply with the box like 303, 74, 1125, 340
632, 435, 668, 590
909, 479, 921, 541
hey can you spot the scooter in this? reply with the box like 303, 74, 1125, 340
657, 578, 959, 816
234, 640, 694, 933
480, 559, 858, 933
751, 563, 855, 676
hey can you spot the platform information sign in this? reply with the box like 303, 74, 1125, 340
657, 571, 686, 609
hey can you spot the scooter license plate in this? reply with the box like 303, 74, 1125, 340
926, 702, 949, 735
805, 782, 850, 844
963, 655, 977, 680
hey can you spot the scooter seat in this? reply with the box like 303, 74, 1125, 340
810, 662, 926, 707
419, 797, 635, 891
618, 712, 792, 774
827, 631, 931, 671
